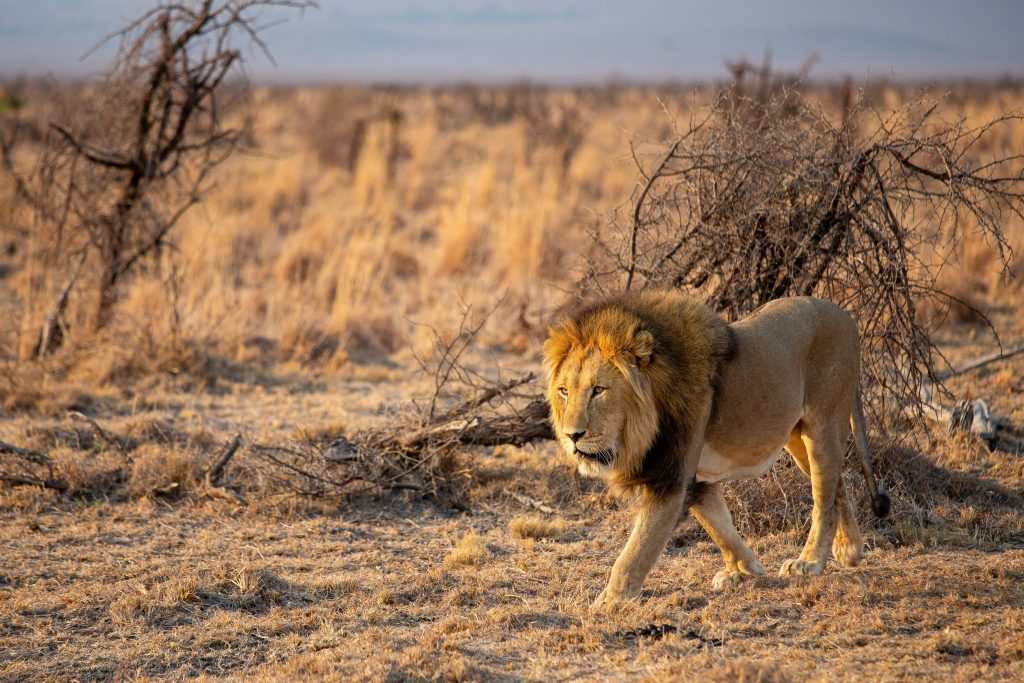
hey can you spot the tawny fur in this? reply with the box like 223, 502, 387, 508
543, 291, 889, 609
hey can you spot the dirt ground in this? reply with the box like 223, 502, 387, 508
2, 333, 1023, 682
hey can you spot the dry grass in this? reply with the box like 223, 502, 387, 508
1, 81, 1023, 680
444, 531, 491, 568
510, 515, 568, 541
1, 444, 1023, 680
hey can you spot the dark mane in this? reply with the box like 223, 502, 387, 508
550, 290, 735, 502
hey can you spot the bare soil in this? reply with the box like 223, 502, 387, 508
2, 336, 1023, 682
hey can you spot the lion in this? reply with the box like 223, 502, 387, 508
543, 291, 890, 609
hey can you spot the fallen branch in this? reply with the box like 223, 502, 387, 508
67, 411, 129, 453
934, 341, 1024, 381
919, 389, 1020, 451
0, 440, 50, 465
205, 433, 241, 486
0, 474, 69, 492
400, 392, 552, 451
0, 440, 68, 492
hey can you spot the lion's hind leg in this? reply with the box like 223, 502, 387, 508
831, 478, 864, 567
689, 483, 765, 591
780, 424, 843, 577
785, 429, 864, 569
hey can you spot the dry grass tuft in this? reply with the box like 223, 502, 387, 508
127, 443, 204, 499
690, 660, 792, 683
443, 531, 490, 568
509, 515, 567, 540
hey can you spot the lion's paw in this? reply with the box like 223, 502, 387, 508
779, 559, 824, 577
711, 569, 747, 591
832, 543, 864, 568
590, 588, 627, 612
712, 558, 765, 591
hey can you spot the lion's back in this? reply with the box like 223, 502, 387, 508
705, 297, 860, 446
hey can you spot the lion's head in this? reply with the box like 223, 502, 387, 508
543, 306, 660, 478
543, 292, 735, 494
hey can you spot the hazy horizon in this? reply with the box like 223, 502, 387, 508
2, 1, 1023, 84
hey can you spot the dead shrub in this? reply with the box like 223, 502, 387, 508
127, 443, 203, 499
0, 1, 315, 351
251, 301, 550, 506
584, 86, 1024, 422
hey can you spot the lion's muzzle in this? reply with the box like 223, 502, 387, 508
577, 448, 614, 466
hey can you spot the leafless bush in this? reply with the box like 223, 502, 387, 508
584, 87, 1024, 421
252, 302, 551, 507
0, 416, 241, 501
0, 0, 317, 352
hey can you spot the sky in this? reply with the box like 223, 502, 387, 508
1, 1, 1023, 83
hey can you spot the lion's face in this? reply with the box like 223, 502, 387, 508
544, 320, 659, 477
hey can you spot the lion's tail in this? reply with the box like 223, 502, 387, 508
851, 388, 891, 518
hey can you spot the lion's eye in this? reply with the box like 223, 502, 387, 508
592, 386, 606, 397
557, 386, 568, 399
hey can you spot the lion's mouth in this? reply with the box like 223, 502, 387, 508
576, 448, 614, 466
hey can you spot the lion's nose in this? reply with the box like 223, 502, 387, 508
565, 430, 585, 443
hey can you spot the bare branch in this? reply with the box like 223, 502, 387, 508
0, 441, 68, 492
205, 433, 241, 486
0, 440, 50, 465
3, 0, 319, 343
67, 411, 129, 453
585, 80, 1024, 423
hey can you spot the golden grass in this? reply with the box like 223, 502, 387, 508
0, 82, 1023, 680
509, 514, 568, 540
444, 531, 491, 568
3, 83, 1022, 385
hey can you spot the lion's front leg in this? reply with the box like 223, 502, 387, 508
592, 489, 686, 611
689, 482, 765, 591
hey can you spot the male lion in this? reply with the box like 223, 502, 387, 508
543, 291, 890, 609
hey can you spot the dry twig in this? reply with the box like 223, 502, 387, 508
0, 440, 68, 492
68, 410, 129, 453
205, 433, 242, 486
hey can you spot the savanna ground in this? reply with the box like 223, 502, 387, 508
2, 80, 1024, 681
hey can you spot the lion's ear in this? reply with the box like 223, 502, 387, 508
632, 330, 654, 368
